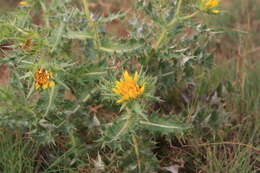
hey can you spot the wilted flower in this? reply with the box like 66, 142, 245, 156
34, 68, 55, 89
201, 0, 220, 14
20, 39, 33, 52
113, 71, 144, 103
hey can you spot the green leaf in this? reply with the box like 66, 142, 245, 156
101, 112, 140, 143
132, 103, 148, 121
63, 31, 94, 40
104, 116, 133, 142
140, 113, 190, 134
43, 86, 56, 118
100, 39, 143, 53
51, 22, 65, 53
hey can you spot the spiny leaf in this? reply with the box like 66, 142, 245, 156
132, 103, 148, 121
101, 113, 139, 143
100, 39, 144, 53
96, 12, 127, 25
140, 113, 190, 134
63, 31, 93, 40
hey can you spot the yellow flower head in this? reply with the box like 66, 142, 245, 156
201, 0, 220, 14
19, 1, 29, 6
113, 71, 145, 103
34, 68, 55, 89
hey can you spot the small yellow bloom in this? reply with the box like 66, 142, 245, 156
19, 1, 29, 6
113, 71, 144, 103
201, 0, 220, 14
211, 9, 220, 14
34, 68, 55, 90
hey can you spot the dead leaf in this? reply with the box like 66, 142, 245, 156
163, 164, 181, 173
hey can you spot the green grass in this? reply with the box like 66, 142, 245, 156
0, 130, 37, 173
192, 61, 260, 173
0, 131, 83, 173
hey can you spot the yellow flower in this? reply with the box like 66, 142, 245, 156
113, 71, 145, 103
34, 68, 55, 89
201, 0, 220, 14
19, 1, 29, 6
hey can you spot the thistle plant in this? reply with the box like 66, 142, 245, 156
99, 69, 192, 171
0, 0, 229, 172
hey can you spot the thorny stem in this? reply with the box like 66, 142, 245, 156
180, 11, 199, 20
139, 120, 185, 129
112, 107, 133, 141
132, 134, 141, 173
154, 0, 199, 51
154, 0, 183, 50
43, 85, 55, 118
82, 0, 101, 49
71, 88, 97, 114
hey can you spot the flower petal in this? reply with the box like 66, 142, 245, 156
123, 71, 132, 81
211, 9, 220, 14
19, 1, 29, 6
43, 83, 49, 89
49, 81, 55, 87
35, 83, 40, 89
134, 71, 138, 82
113, 88, 120, 94
113, 71, 144, 103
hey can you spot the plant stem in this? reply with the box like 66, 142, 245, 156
183, 141, 260, 152
71, 88, 97, 114
154, 0, 183, 50
180, 11, 199, 20
153, 1, 199, 51
82, 0, 101, 49
112, 108, 132, 141
43, 86, 55, 118
140, 120, 186, 129
132, 134, 141, 173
